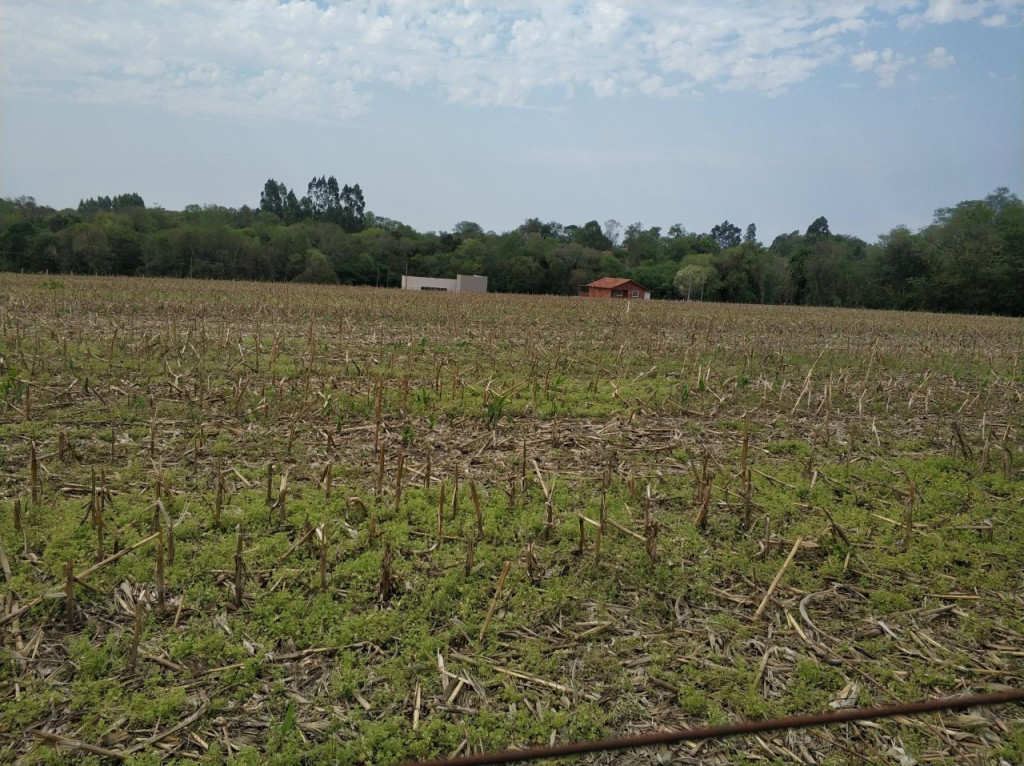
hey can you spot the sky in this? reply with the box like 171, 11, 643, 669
1, 0, 1022, 245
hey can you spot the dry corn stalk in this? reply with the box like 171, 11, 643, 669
754, 536, 803, 620
91, 468, 103, 561
524, 543, 540, 584
470, 481, 484, 538
532, 461, 556, 541
64, 559, 75, 625
322, 461, 333, 500
901, 469, 917, 553
317, 525, 328, 591
693, 453, 712, 529
214, 461, 224, 530
645, 519, 659, 561
156, 528, 165, 611
378, 542, 398, 603
129, 601, 144, 671
30, 441, 40, 504
233, 525, 244, 609
465, 534, 475, 576
394, 452, 405, 513
450, 465, 460, 520
479, 560, 512, 642
1001, 424, 1013, 480
375, 448, 385, 498
274, 469, 290, 522
346, 497, 368, 524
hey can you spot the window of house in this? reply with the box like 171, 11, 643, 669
421, 286, 448, 291
612, 290, 625, 297
631, 290, 639, 298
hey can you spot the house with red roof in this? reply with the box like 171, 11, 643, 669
579, 277, 651, 300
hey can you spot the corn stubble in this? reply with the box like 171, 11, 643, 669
0, 275, 1021, 764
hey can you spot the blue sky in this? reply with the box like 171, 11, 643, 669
1, 0, 1021, 244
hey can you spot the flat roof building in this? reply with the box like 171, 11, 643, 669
401, 275, 488, 293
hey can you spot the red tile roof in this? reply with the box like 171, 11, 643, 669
584, 277, 651, 292
586, 277, 636, 289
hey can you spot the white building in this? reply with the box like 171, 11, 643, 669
400, 274, 488, 293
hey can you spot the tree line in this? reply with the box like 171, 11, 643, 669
1, 177, 1021, 315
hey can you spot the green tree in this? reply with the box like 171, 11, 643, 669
923, 190, 1022, 314
710, 220, 741, 250
112, 193, 145, 210
260, 179, 288, 218
283, 190, 303, 224
293, 248, 339, 284
806, 216, 830, 239
674, 260, 717, 300
603, 219, 622, 248
802, 238, 848, 306
454, 221, 485, 240
622, 223, 663, 265
870, 226, 928, 309
265, 226, 311, 280
27, 230, 60, 272
713, 242, 771, 304
70, 223, 113, 273
630, 260, 678, 299
0, 220, 36, 271
569, 220, 613, 251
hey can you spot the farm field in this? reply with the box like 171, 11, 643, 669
0, 273, 1022, 765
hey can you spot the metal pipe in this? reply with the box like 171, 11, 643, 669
401, 689, 1024, 766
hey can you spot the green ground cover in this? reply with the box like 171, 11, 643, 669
0, 274, 1021, 764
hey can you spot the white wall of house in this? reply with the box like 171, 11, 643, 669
401, 275, 457, 291
456, 275, 488, 293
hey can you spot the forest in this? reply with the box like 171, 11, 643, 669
1, 177, 1022, 315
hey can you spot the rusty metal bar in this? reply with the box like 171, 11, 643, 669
401, 689, 1024, 766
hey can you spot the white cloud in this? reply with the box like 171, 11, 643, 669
925, 45, 956, 67
851, 50, 881, 71
0, 1, 1015, 122
924, 0, 987, 23
850, 48, 914, 86
875, 49, 915, 86
898, 0, 1023, 28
